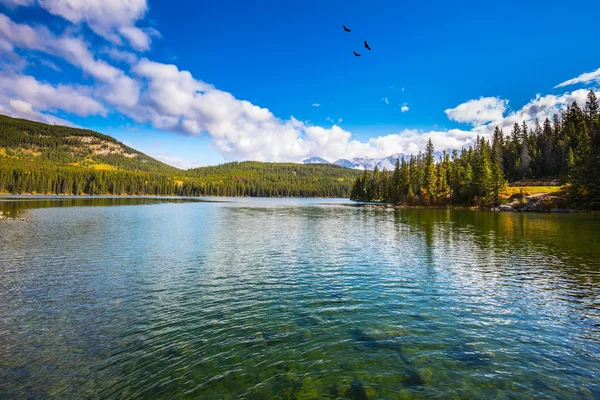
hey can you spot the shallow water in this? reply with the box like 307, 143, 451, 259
1, 197, 599, 399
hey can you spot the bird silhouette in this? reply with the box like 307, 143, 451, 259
364, 40, 371, 50
343, 25, 351, 32
353, 51, 361, 57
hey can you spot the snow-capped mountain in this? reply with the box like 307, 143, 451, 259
304, 151, 446, 170
302, 157, 330, 164
331, 159, 360, 169
331, 154, 405, 170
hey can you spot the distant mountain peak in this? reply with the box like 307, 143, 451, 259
303, 157, 330, 164
331, 151, 447, 170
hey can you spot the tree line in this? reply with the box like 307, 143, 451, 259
351, 91, 600, 209
0, 159, 360, 198
0, 114, 361, 198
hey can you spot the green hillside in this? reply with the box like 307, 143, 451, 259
0, 115, 360, 197
0, 114, 180, 174
186, 161, 360, 197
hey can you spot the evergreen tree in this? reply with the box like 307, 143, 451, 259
423, 139, 437, 203
520, 129, 531, 180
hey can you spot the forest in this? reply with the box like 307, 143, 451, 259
2, 89, 600, 207
0, 115, 360, 197
350, 91, 600, 210
0, 159, 360, 198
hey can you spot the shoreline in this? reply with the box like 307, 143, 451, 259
348, 201, 582, 214
0, 192, 348, 200
0, 193, 591, 214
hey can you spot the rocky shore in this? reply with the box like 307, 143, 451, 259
494, 193, 576, 213
353, 192, 578, 213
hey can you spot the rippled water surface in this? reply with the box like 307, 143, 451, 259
1, 197, 600, 399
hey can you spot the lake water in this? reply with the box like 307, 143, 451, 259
1, 197, 599, 399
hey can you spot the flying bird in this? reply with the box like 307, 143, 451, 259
353, 51, 361, 57
364, 40, 371, 50
343, 25, 351, 32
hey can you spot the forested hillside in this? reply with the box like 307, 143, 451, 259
351, 91, 600, 210
186, 162, 360, 197
0, 115, 360, 197
0, 115, 180, 174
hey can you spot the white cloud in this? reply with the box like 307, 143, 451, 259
9, 98, 33, 113
0, 0, 34, 7
37, 0, 154, 51
496, 89, 592, 131
39, 58, 60, 71
6, 98, 74, 125
325, 116, 333, 123
0, 72, 106, 116
0, 14, 141, 107
555, 67, 600, 88
367, 128, 474, 156
150, 152, 203, 170
312, 103, 320, 107
1, 0, 155, 51
381, 97, 389, 104
119, 58, 491, 162
445, 97, 506, 126
101, 47, 138, 64
118, 26, 151, 51
1, 11, 598, 165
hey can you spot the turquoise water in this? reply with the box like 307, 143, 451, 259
1, 197, 599, 399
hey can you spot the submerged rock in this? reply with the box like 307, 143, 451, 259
497, 204, 516, 212
447, 342, 495, 367
347, 380, 369, 400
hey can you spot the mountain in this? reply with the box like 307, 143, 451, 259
0, 114, 180, 174
303, 157, 330, 164
333, 155, 401, 171
0, 114, 361, 197
332, 159, 358, 169
333, 151, 446, 171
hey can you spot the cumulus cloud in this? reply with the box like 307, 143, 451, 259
9, 98, 33, 113
0, 0, 155, 51
0, 14, 140, 107
445, 97, 507, 126
0, 0, 34, 7
34, 0, 154, 51
381, 97, 389, 104
6, 98, 74, 125
496, 89, 592, 131
0, 72, 106, 116
366, 128, 474, 156
312, 103, 320, 107
554, 67, 600, 88
101, 47, 138, 64
1, 9, 598, 165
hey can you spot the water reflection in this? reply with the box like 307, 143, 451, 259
0, 199, 599, 398
0, 195, 217, 218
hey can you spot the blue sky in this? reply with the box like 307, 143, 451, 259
1, 0, 599, 168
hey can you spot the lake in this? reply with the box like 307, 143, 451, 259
1, 197, 599, 399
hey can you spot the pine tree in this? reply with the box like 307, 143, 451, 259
423, 139, 437, 204
392, 158, 401, 203
491, 130, 506, 206
541, 118, 555, 175
585, 90, 599, 145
